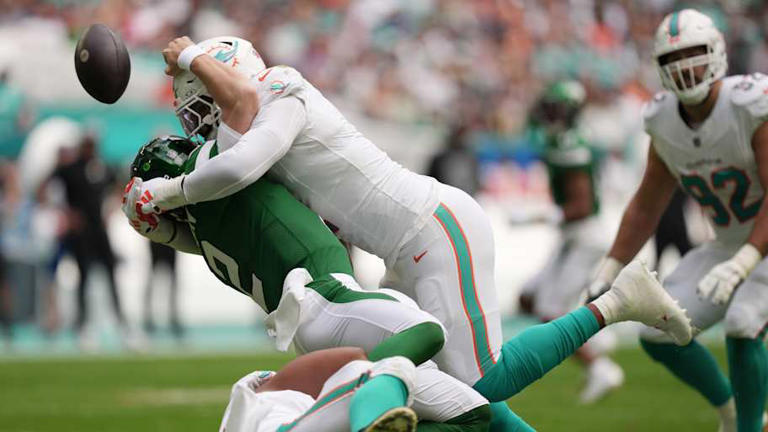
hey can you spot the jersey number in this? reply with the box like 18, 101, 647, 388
680, 168, 762, 226
200, 241, 266, 307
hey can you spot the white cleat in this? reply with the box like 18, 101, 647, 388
579, 357, 625, 404
595, 260, 693, 346
364, 407, 418, 432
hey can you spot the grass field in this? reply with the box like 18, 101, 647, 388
0, 345, 726, 432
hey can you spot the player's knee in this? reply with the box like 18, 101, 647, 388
415, 321, 446, 357
724, 305, 761, 339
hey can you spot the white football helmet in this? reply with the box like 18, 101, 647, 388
653, 9, 727, 105
173, 36, 266, 140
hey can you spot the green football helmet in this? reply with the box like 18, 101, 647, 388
530, 80, 586, 133
130, 135, 198, 221
130, 135, 198, 181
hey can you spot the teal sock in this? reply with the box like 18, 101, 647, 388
350, 374, 408, 432
640, 339, 732, 406
489, 402, 535, 432
727, 336, 768, 432
474, 306, 599, 402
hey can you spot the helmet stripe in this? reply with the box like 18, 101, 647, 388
669, 11, 680, 37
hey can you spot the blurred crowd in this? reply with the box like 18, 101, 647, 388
4, 0, 768, 133
0, 0, 766, 348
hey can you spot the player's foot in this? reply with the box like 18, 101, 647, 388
579, 357, 624, 404
592, 260, 692, 346
363, 407, 417, 432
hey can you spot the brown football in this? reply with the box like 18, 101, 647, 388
74, 24, 131, 104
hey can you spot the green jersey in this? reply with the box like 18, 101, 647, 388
182, 141, 353, 313
544, 130, 600, 216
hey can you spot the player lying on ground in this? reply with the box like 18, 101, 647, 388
517, 80, 623, 404
125, 135, 693, 432
588, 9, 768, 432
123, 36, 693, 432
220, 348, 493, 432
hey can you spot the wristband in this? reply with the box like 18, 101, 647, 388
178, 44, 205, 71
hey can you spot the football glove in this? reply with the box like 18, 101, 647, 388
122, 177, 160, 234
697, 244, 762, 305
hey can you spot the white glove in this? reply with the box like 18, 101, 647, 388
585, 257, 624, 303
698, 244, 762, 305
122, 177, 160, 234
136, 175, 188, 213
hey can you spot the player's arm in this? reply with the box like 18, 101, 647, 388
256, 347, 367, 398
608, 143, 678, 262
144, 218, 201, 255
135, 97, 306, 212
697, 122, 768, 304
180, 97, 305, 204
745, 122, 768, 254
560, 170, 594, 222
163, 36, 259, 134
589, 142, 677, 298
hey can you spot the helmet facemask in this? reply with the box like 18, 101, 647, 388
175, 93, 220, 142
657, 45, 719, 105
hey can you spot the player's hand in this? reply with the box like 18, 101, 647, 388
697, 244, 762, 305
163, 36, 195, 76
121, 177, 160, 234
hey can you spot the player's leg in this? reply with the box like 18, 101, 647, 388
638, 244, 733, 424
291, 273, 445, 366
383, 184, 503, 385
381, 184, 509, 430
473, 259, 691, 402
723, 261, 768, 432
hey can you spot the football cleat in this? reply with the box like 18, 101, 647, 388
364, 407, 417, 432
594, 260, 693, 346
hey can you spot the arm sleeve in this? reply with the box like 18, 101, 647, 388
182, 97, 307, 204
145, 217, 201, 255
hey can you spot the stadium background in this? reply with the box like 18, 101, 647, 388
0, 0, 766, 430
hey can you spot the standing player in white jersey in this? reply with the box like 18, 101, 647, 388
126, 35, 691, 431
587, 9, 768, 432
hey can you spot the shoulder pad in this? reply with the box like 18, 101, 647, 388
729, 73, 768, 123
641, 91, 674, 134
642, 91, 673, 121
253, 66, 305, 107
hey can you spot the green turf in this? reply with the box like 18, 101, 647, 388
0, 346, 728, 431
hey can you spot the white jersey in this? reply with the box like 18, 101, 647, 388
215, 66, 440, 261
643, 74, 768, 247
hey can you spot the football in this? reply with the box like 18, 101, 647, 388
74, 23, 131, 104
